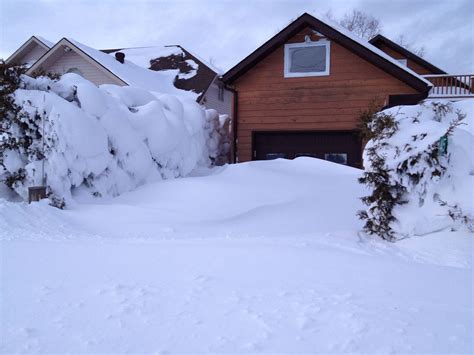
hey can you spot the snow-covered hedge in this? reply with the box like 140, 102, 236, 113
359, 100, 473, 240
0, 72, 227, 207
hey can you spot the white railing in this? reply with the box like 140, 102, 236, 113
423, 74, 474, 98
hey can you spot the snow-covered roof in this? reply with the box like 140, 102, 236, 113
182, 47, 224, 75
35, 36, 54, 49
104, 44, 219, 101
26, 38, 198, 99
66, 39, 187, 94
106, 44, 222, 75
105, 46, 183, 69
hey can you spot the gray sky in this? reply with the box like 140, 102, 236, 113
1, 0, 472, 73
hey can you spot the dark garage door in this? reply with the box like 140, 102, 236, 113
253, 131, 362, 167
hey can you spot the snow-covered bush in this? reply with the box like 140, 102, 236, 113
0, 61, 32, 192
358, 100, 473, 240
0, 73, 225, 207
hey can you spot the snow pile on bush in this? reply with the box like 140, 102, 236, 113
0, 73, 225, 206
359, 99, 473, 240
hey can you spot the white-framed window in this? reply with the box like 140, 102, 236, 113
284, 40, 330, 78
397, 58, 408, 66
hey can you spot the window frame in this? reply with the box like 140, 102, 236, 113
284, 40, 331, 78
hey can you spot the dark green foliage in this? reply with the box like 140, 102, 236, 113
356, 99, 384, 141
0, 60, 28, 187
30, 68, 61, 80
357, 111, 404, 241
48, 194, 66, 209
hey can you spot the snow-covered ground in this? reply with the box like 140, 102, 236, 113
1, 158, 472, 353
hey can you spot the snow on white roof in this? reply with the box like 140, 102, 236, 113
177, 59, 199, 80
183, 47, 223, 75
66, 38, 198, 99
35, 36, 54, 48
316, 14, 433, 87
108, 45, 222, 76
107, 46, 183, 69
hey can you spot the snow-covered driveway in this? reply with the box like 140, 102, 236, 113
1, 158, 472, 353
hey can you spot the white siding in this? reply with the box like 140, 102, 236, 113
20, 44, 48, 66
47, 51, 122, 86
202, 79, 233, 117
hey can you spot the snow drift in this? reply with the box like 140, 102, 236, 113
0, 73, 225, 205
1, 157, 471, 353
361, 99, 473, 238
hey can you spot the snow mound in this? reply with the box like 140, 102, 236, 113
1, 73, 223, 205
1, 157, 471, 353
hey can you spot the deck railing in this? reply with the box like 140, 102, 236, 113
423, 74, 474, 98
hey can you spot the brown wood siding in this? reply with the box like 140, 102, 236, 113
376, 43, 435, 75
233, 27, 419, 162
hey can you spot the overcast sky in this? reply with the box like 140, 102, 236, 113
1, 0, 472, 73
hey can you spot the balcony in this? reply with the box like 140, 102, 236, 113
423, 74, 474, 99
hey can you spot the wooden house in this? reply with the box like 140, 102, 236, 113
222, 13, 436, 166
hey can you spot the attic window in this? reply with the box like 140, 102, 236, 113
284, 41, 330, 78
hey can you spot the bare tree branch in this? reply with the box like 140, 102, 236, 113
395, 34, 426, 57
339, 10, 381, 40
324, 9, 426, 58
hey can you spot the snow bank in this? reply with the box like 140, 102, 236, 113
1, 73, 224, 205
363, 99, 473, 237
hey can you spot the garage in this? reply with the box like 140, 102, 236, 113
252, 131, 362, 167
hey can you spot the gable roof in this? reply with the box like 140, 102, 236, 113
5, 36, 53, 66
369, 34, 446, 75
25, 38, 198, 99
102, 45, 218, 101
34, 36, 54, 48
223, 13, 432, 93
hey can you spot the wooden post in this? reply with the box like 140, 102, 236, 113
28, 186, 46, 203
